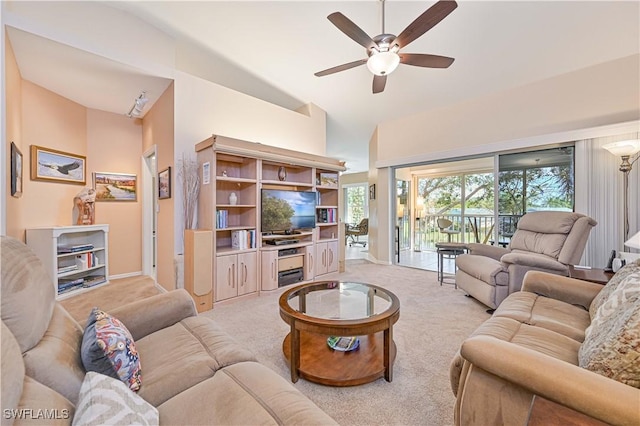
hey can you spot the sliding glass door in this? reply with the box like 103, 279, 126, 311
497, 146, 575, 243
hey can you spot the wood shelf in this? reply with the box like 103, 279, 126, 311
197, 135, 345, 303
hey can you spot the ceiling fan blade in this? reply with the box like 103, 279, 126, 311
314, 59, 367, 77
328, 12, 377, 51
372, 75, 387, 94
400, 54, 455, 68
394, 0, 458, 49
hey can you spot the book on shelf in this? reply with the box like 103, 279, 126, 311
57, 264, 79, 274
231, 230, 257, 250
216, 210, 228, 229
83, 275, 106, 288
57, 244, 94, 254
58, 277, 84, 290
57, 283, 84, 295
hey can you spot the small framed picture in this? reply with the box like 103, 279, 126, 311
30, 145, 86, 185
93, 172, 137, 202
10, 142, 23, 198
158, 167, 171, 200
369, 184, 376, 200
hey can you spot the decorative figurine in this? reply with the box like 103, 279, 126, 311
278, 166, 287, 181
73, 187, 96, 225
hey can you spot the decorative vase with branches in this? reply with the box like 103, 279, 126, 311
177, 153, 200, 230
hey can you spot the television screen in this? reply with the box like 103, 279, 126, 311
261, 189, 316, 233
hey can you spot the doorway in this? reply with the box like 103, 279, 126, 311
142, 147, 158, 280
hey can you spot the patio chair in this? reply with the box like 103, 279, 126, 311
437, 218, 461, 242
346, 218, 368, 247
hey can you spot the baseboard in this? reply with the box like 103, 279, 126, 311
154, 282, 168, 293
110, 271, 142, 280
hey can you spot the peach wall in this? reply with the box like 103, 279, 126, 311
5, 31, 23, 240
142, 83, 175, 291
377, 55, 640, 166
20, 81, 87, 234
86, 109, 143, 276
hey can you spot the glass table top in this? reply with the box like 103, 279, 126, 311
285, 281, 395, 321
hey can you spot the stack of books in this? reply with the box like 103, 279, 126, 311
216, 210, 228, 229
57, 264, 79, 274
57, 243, 94, 254
57, 277, 84, 294
231, 230, 256, 249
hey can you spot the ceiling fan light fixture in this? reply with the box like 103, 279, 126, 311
367, 51, 400, 76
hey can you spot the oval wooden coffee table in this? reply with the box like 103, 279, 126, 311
279, 281, 400, 386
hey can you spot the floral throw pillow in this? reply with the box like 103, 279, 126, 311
81, 308, 142, 392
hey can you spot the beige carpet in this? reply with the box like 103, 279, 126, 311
60, 275, 161, 326
203, 260, 490, 426
62, 261, 489, 425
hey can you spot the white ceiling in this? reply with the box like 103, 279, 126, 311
6, 1, 640, 172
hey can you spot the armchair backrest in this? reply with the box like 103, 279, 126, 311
509, 212, 597, 265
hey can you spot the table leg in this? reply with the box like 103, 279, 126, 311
290, 324, 300, 383
384, 326, 393, 382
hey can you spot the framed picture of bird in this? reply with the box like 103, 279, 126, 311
30, 145, 86, 185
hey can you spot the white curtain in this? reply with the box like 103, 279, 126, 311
575, 132, 640, 267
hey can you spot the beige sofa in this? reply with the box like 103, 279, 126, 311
456, 211, 597, 309
1, 236, 336, 425
450, 265, 640, 425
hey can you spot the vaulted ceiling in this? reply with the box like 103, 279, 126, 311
6, 1, 639, 172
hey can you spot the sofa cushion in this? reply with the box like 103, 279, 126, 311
17, 376, 75, 425
467, 316, 580, 364
493, 292, 591, 342
135, 316, 257, 406
1, 236, 56, 353
157, 362, 337, 425
72, 372, 159, 426
589, 259, 640, 318
24, 305, 86, 405
509, 230, 566, 259
1, 321, 25, 424
456, 254, 508, 286
81, 308, 142, 392
579, 269, 640, 388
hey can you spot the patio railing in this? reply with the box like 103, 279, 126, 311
412, 214, 521, 251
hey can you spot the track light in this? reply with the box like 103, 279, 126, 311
126, 91, 149, 118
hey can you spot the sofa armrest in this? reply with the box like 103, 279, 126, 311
521, 271, 602, 309
461, 335, 640, 426
467, 243, 509, 261
500, 252, 567, 272
108, 289, 197, 340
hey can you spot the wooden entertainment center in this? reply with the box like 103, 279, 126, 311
194, 135, 346, 306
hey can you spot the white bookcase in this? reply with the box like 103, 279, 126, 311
26, 224, 110, 299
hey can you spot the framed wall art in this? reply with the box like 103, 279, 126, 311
158, 167, 171, 199
10, 142, 23, 197
30, 145, 86, 185
369, 184, 376, 200
93, 172, 137, 202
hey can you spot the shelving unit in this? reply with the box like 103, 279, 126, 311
196, 135, 345, 305
26, 224, 109, 299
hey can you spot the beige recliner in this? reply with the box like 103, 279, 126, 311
455, 211, 597, 309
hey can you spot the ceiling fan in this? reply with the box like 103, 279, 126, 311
314, 0, 457, 94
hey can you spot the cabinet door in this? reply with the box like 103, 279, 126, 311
315, 242, 328, 276
327, 240, 338, 273
215, 255, 237, 301
238, 252, 257, 296
304, 245, 315, 280
261, 251, 278, 291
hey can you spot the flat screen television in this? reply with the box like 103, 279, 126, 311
261, 189, 316, 233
